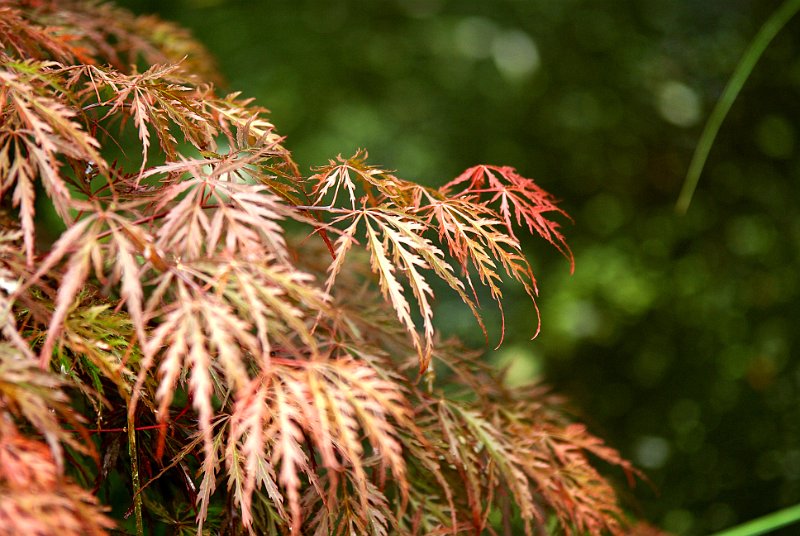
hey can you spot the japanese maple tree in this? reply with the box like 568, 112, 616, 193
0, 1, 642, 534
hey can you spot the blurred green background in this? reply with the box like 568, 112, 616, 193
119, 0, 800, 533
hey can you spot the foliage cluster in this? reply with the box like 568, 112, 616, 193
1, 1, 640, 534
125, 0, 800, 533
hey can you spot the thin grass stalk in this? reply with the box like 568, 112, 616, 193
709, 503, 800, 536
676, 0, 800, 213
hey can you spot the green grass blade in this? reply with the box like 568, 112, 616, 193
709, 503, 800, 536
676, 0, 800, 213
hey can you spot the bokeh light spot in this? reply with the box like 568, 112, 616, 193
755, 114, 795, 159
492, 29, 540, 80
582, 193, 627, 236
663, 509, 695, 535
492, 345, 542, 387
635, 435, 671, 469
657, 80, 701, 127
669, 398, 701, 434
725, 215, 775, 257
454, 16, 497, 60
554, 299, 600, 338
